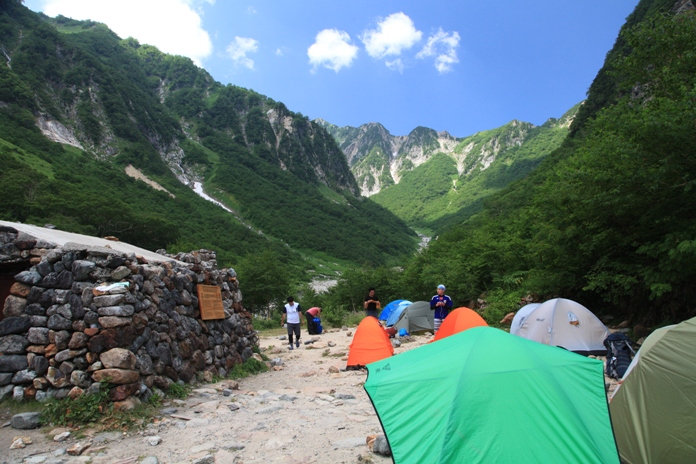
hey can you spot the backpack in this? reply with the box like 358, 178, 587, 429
313, 317, 323, 335
603, 332, 635, 380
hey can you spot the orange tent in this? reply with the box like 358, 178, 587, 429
432, 307, 488, 342
347, 316, 394, 368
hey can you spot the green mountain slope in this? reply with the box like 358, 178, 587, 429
402, 0, 696, 323
0, 2, 416, 267
320, 106, 578, 233
375, 109, 578, 231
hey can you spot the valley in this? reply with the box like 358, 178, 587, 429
1, 0, 695, 324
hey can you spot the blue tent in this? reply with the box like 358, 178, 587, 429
379, 300, 411, 321
386, 301, 413, 327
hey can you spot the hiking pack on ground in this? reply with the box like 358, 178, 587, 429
603, 332, 635, 379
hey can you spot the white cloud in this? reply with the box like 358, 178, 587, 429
307, 29, 358, 73
361, 12, 422, 59
275, 48, 283, 56
39, 0, 213, 66
416, 28, 460, 74
385, 58, 404, 73
247, 6, 257, 14
226, 37, 259, 70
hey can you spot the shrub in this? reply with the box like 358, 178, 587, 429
42, 383, 110, 426
166, 383, 191, 399
227, 357, 268, 379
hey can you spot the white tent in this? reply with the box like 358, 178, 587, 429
513, 298, 608, 354
510, 303, 541, 335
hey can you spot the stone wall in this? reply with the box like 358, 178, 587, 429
0, 225, 257, 405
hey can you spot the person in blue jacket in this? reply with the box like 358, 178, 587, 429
430, 284, 453, 334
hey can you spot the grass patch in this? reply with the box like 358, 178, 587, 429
227, 357, 268, 380
0, 398, 48, 422
42, 384, 110, 427
166, 383, 191, 399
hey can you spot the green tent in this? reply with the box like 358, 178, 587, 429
609, 316, 696, 464
364, 327, 619, 464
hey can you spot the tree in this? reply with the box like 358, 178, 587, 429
235, 250, 291, 316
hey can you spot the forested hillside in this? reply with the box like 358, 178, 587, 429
394, 0, 696, 324
0, 2, 416, 270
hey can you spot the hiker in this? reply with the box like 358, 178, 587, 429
306, 307, 321, 335
281, 296, 303, 350
430, 284, 453, 333
364, 287, 381, 318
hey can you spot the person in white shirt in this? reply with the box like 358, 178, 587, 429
281, 296, 303, 350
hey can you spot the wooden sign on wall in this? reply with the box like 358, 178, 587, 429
197, 284, 225, 320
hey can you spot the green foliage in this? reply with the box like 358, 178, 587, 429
227, 357, 268, 379
252, 312, 282, 330
166, 383, 191, 399
43, 383, 111, 426
236, 249, 292, 314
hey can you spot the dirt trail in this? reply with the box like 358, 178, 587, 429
1, 327, 431, 464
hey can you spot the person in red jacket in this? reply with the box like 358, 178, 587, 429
305, 307, 321, 335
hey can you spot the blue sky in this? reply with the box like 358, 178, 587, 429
26, 0, 639, 137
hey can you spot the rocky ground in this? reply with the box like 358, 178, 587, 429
1, 326, 619, 464
0, 326, 430, 464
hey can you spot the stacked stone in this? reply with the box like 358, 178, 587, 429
0, 227, 255, 405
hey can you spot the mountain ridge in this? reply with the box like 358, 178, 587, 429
317, 104, 580, 231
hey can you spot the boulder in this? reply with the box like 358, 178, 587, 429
109, 382, 140, 401
12, 369, 36, 384
0, 354, 28, 372
97, 305, 135, 317
98, 316, 131, 328
9, 282, 31, 298
92, 368, 140, 385
72, 260, 96, 281
93, 294, 126, 308
100, 348, 137, 370
111, 266, 131, 280
68, 331, 89, 349
47, 314, 72, 331
10, 412, 41, 430
46, 367, 70, 388
14, 269, 42, 286
27, 327, 50, 345
0, 334, 29, 354
33, 356, 49, 376
373, 435, 392, 456
3, 295, 27, 318
71, 370, 91, 388
0, 316, 32, 336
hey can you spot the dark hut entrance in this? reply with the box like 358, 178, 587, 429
0, 261, 30, 323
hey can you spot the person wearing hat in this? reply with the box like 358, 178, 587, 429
281, 296, 303, 350
430, 284, 453, 334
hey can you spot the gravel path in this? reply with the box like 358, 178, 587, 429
1, 327, 431, 464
